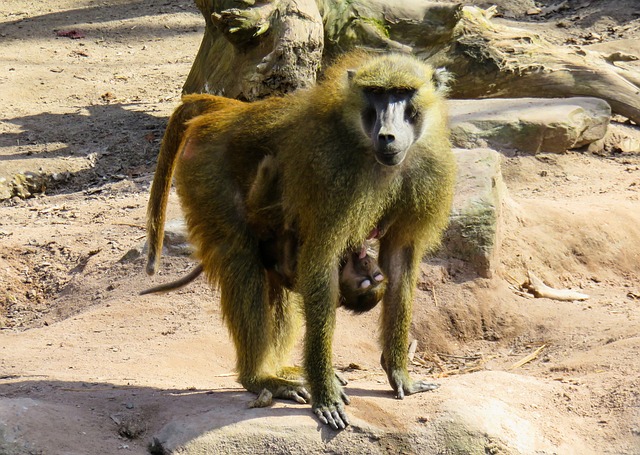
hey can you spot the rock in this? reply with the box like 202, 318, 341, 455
0, 154, 95, 202
0, 172, 49, 200
491, 0, 537, 18
0, 398, 53, 455
449, 98, 611, 153
438, 149, 505, 278
588, 121, 640, 155
431, 372, 595, 455
148, 373, 594, 455
118, 247, 142, 263
586, 38, 640, 60
0, 373, 612, 454
0, 177, 10, 200
141, 218, 194, 257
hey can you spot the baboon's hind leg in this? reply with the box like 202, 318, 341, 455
215, 245, 310, 405
270, 287, 303, 379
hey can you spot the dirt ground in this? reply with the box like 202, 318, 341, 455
1, 0, 639, 454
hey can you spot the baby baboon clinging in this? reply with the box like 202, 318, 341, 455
145, 51, 456, 430
339, 245, 386, 313
244, 154, 298, 289
247, 154, 387, 311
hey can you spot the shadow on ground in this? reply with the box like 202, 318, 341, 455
0, 0, 200, 42
1, 103, 166, 194
0, 377, 310, 454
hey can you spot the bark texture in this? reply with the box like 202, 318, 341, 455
185, 1, 640, 122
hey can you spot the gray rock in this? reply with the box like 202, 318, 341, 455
119, 247, 142, 263
149, 373, 594, 455
142, 218, 194, 258
0, 177, 10, 201
449, 97, 611, 153
468, 0, 537, 18
439, 148, 505, 278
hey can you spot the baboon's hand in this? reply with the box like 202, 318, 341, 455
313, 401, 350, 430
313, 382, 351, 430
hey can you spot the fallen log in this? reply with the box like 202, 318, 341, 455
522, 271, 590, 301
184, 1, 640, 122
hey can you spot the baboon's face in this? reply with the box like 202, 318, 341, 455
360, 88, 423, 167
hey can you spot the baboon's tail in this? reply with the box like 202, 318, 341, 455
146, 95, 231, 275
140, 264, 204, 295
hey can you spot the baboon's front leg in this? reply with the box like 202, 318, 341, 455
378, 241, 439, 398
297, 246, 351, 430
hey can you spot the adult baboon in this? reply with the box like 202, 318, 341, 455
146, 51, 456, 429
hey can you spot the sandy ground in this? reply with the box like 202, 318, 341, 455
1, 0, 640, 453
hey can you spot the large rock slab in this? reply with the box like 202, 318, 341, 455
438, 148, 505, 278
148, 372, 595, 455
449, 97, 611, 153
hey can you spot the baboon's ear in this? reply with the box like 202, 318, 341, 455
432, 67, 453, 95
347, 69, 356, 82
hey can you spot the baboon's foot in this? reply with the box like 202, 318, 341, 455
390, 373, 439, 399
381, 353, 439, 399
248, 388, 274, 408
242, 375, 311, 407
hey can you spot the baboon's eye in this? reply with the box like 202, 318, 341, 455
391, 88, 416, 97
361, 106, 376, 131
406, 106, 421, 124
363, 86, 385, 95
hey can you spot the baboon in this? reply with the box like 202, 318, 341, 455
244, 154, 298, 289
339, 244, 386, 313
142, 153, 386, 307
140, 241, 386, 313
146, 51, 456, 430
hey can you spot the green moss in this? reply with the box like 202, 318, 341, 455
361, 17, 390, 38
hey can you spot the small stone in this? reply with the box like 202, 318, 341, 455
118, 248, 141, 263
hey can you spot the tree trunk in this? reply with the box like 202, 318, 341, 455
185, 1, 640, 123
183, 0, 324, 100
429, 7, 640, 124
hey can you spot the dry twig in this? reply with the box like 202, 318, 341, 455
509, 344, 547, 370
